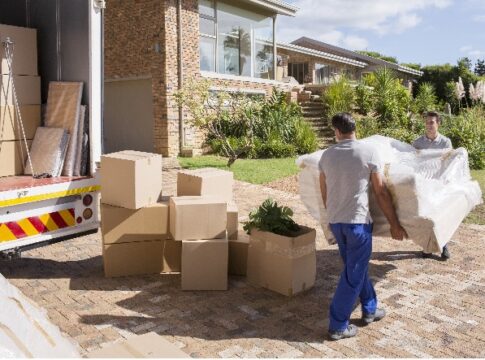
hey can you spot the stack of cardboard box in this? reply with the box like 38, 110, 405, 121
0, 24, 41, 177
175, 168, 244, 290
100, 150, 181, 277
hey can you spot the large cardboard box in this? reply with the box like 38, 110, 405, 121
162, 239, 182, 273
0, 24, 37, 76
101, 150, 162, 209
229, 231, 249, 276
0, 105, 41, 141
103, 240, 163, 277
227, 201, 238, 240
0, 75, 41, 105
169, 196, 227, 241
101, 201, 169, 244
0, 140, 31, 177
246, 226, 316, 296
87, 332, 188, 358
181, 239, 228, 291
177, 167, 233, 201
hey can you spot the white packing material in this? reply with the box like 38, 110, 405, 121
0, 273, 79, 357
24, 127, 69, 177
44, 81, 83, 176
297, 135, 483, 252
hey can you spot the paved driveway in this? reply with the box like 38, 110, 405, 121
0, 170, 484, 357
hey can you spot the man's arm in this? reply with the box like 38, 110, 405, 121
371, 172, 407, 240
319, 172, 327, 208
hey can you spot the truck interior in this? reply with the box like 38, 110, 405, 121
0, 0, 94, 191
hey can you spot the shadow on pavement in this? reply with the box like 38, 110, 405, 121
0, 248, 398, 344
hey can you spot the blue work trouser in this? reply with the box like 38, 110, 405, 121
328, 223, 377, 332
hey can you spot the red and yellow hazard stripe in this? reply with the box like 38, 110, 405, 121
0, 209, 75, 242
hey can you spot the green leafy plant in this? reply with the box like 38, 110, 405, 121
243, 198, 300, 236
413, 82, 438, 115
322, 75, 355, 119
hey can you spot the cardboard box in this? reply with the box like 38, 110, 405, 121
229, 231, 249, 276
101, 201, 169, 245
181, 239, 228, 290
227, 201, 239, 240
103, 240, 163, 277
87, 332, 188, 358
0, 75, 41, 105
1, 24, 38, 76
169, 196, 227, 241
0, 105, 41, 141
177, 167, 233, 201
101, 150, 162, 209
162, 239, 182, 273
246, 226, 316, 296
0, 140, 31, 177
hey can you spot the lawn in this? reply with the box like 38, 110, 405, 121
178, 156, 299, 184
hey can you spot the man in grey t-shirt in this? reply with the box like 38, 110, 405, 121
412, 111, 452, 150
412, 111, 453, 260
319, 113, 407, 341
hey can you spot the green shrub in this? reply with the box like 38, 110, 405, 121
355, 83, 374, 115
322, 76, 355, 119
413, 82, 438, 115
294, 119, 319, 154
368, 68, 411, 125
254, 133, 297, 158
440, 107, 485, 169
208, 89, 317, 159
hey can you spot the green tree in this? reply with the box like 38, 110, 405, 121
400, 63, 422, 71
356, 50, 398, 64
475, 59, 485, 76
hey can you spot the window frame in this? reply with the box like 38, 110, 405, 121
198, 0, 276, 80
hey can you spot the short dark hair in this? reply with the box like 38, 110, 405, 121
426, 111, 441, 124
331, 112, 356, 134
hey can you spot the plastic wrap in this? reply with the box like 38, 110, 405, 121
297, 135, 483, 252
24, 127, 69, 177
0, 274, 79, 357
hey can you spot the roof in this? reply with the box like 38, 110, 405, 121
291, 37, 423, 76
277, 42, 367, 68
240, 0, 298, 16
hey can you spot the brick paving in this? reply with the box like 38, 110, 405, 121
0, 169, 484, 357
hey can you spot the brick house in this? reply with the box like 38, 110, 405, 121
289, 37, 423, 86
104, 0, 298, 158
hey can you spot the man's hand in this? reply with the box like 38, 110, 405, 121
390, 224, 407, 241
371, 172, 408, 241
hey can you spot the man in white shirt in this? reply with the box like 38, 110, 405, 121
412, 111, 452, 260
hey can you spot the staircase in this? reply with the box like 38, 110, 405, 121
299, 96, 335, 149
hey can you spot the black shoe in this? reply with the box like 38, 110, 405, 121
362, 308, 386, 324
441, 245, 450, 260
328, 324, 358, 340
422, 252, 433, 259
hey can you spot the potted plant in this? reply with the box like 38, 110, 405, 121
243, 198, 316, 297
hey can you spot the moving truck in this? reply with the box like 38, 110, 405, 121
0, 0, 104, 258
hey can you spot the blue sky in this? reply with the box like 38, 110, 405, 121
277, 0, 485, 68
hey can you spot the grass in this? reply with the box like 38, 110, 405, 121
466, 170, 485, 225
178, 156, 299, 184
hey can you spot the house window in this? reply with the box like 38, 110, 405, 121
199, 0, 275, 79
288, 63, 309, 84
199, 0, 216, 72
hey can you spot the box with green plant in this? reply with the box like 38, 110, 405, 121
244, 198, 316, 297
